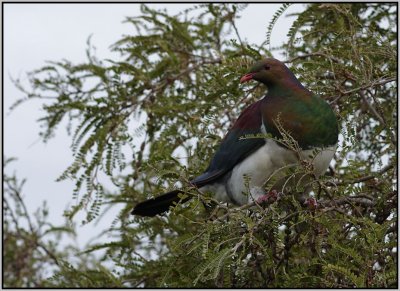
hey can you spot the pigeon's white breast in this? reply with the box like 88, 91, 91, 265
200, 119, 337, 205
229, 139, 336, 203
202, 138, 336, 205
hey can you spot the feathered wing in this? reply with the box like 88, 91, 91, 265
191, 100, 266, 186
132, 100, 266, 216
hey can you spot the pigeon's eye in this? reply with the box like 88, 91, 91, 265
264, 65, 271, 70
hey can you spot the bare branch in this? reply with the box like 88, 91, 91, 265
333, 163, 394, 186
284, 52, 340, 64
330, 77, 396, 105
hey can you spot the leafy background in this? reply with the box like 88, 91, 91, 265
4, 3, 397, 288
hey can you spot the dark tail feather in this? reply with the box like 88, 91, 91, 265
131, 190, 191, 217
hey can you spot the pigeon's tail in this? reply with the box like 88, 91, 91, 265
131, 190, 191, 217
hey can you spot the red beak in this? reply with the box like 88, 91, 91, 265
240, 73, 255, 83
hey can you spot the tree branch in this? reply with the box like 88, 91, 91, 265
333, 163, 394, 186
284, 52, 340, 64
331, 77, 396, 103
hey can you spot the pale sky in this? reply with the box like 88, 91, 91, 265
4, 3, 305, 248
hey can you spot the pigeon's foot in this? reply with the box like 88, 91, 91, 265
256, 190, 281, 205
304, 197, 318, 209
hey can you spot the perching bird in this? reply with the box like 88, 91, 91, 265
132, 58, 338, 217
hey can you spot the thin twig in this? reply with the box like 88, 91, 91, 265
333, 163, 394, 186
330, 77, 396, 104
285, 52, 340, 64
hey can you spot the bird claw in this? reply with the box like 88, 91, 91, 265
256, 190, 281, 204
304, 197, 318, 209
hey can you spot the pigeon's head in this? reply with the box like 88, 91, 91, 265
240, 58, 293, 87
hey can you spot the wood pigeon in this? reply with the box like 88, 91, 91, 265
132, 58, 338, 216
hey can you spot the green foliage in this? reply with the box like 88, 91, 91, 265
9, 3, 397, 288
265, 3, 292, 49
3, 158, 93, 287
46, 262, 123, 288
3, 157, 120, 288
